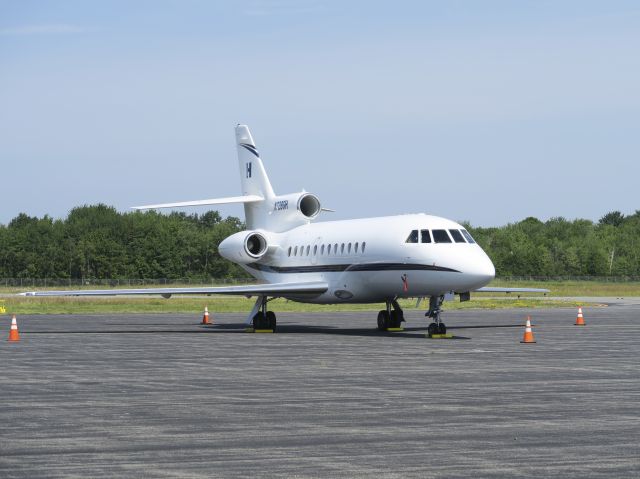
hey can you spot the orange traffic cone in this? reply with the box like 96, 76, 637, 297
201, 306, 211, 325
8, 314, 20, 342
575, 307, 585, 326
520, 316, 536, 344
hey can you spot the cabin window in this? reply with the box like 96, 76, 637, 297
348, 243, 352, 253
449, 229, 466, 243
405, 230, 419, 243
321, 244, 325, 255
313, 245, 317, 255
355, 242, 359, 253
362, 242, 366, 253
334, 243, 338, 254
288, 246, 292, 257
421, 230, 431, 243
294, 246, 298, 256
306, 245, 310, 256
461, 229, 476, 244
432, 229, 452, 243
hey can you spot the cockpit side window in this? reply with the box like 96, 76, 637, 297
420, 229, 431, 243
449, 229, 466, 243
432, 229, 452, 243
461, 229, 476, 244
405, 230, 419, 243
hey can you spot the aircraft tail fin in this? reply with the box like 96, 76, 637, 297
236, 125, 275, 228
236, 125, 275, 199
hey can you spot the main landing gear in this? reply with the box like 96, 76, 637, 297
425, 295, 446, 336
377, 299, 405, 331
251, 296, 277, 331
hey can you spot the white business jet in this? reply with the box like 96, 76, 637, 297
23, 125, 547, 334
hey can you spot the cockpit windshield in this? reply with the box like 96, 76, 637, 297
432, 229, 452, 243
449, 229, 466, 243
405, 228, 475, 245
405, 230, 419, 243
461, 229, 476, 244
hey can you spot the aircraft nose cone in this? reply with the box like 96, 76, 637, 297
468, 250, 495, 287
484, 257, 496, 281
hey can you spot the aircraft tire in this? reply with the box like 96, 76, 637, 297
427, 323, 439, 336
252, 313, 262, 330
266, 311, 276, 331
377, 310, 389, 331
389, 310, 403, 328
438, 322, 446, 334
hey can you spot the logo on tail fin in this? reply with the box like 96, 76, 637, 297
240, 143, 259, 157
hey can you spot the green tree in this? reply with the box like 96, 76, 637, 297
599, 211, 625, 227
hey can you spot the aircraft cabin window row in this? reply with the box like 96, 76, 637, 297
287, 241, 367, 257
405, 229, 476, 244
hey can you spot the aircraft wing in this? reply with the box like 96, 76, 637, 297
474, 287, 550, 294
19, 281, 328, 298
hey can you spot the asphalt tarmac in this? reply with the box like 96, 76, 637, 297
1, 305, 639, 478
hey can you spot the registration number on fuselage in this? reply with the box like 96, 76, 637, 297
274, 200, 289, 211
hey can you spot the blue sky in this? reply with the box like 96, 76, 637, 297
1, 0, 639, 226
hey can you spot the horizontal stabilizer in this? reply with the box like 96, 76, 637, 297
132, 195, 263, 210
475, 287, 550, 293
19, 281, 328, 298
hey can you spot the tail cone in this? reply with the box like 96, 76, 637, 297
8, 315, 20, 342
520, 316, 536, 344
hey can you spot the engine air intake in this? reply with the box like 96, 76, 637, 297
298, 193, 321, 219
245, 232, 268, 258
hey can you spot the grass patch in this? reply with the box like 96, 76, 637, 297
1, 278, 626, 315
487, 280, 640, 297
2, 296, 590, 315
3, 279, 639, 298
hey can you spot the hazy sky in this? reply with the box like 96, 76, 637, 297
1, 0, 639, 227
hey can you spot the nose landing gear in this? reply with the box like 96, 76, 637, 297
426, 295, 446, 336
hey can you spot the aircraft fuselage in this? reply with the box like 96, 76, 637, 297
239, 213, 495, 304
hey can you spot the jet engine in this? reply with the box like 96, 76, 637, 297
218, 230, 270, 264
263, 192, 322, 232
297, 193, 322, 219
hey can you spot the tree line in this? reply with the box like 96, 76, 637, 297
0, 205, 247, 280
0, 205, 639, 279
467, 210, 640, 277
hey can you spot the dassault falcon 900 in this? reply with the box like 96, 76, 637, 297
23, 125, 547, 334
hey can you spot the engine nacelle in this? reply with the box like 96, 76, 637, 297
218, 230, 269, 264
267, 192, 321, 231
